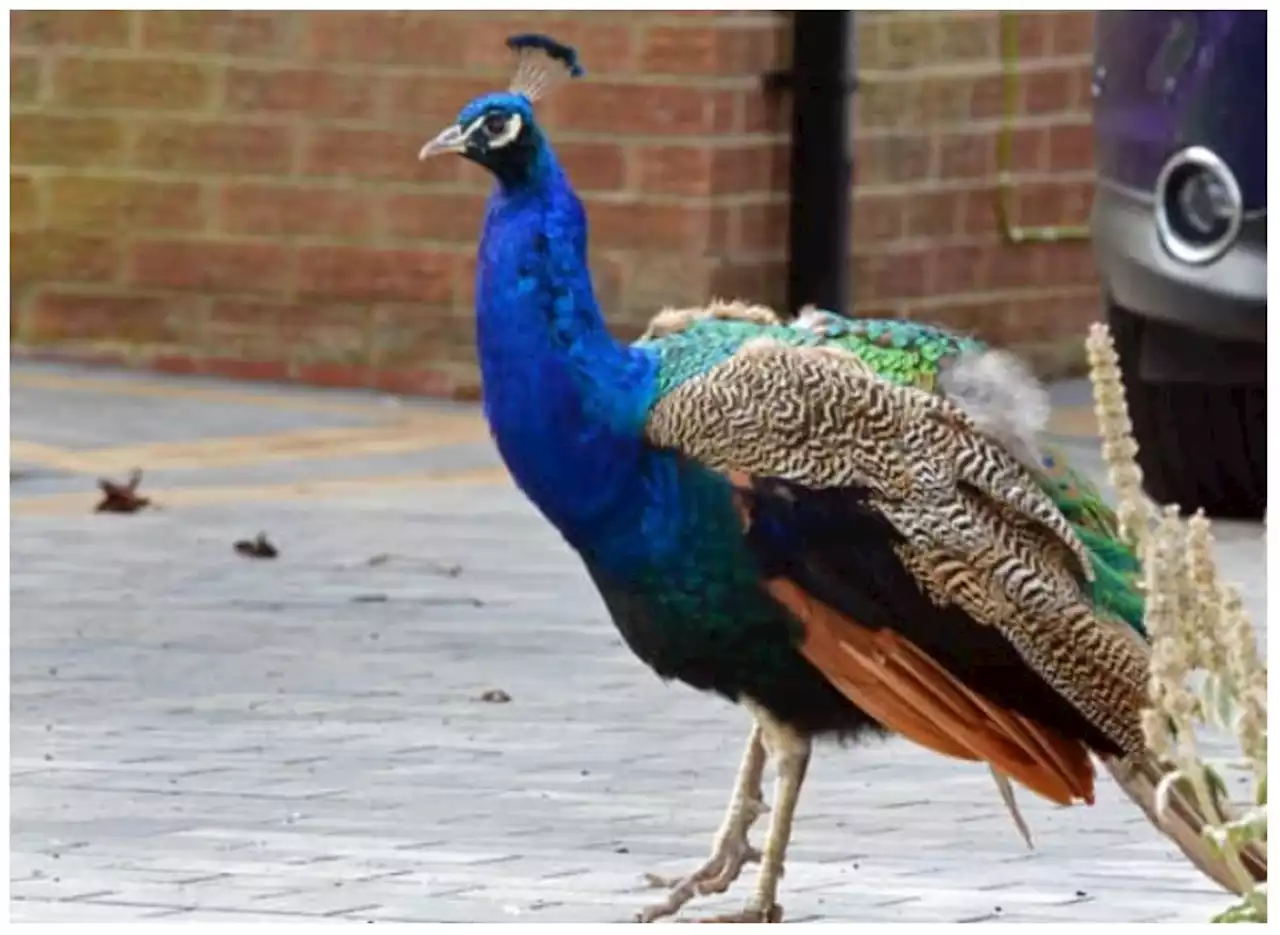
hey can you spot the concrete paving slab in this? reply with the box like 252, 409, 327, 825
9, 360, 1265, 923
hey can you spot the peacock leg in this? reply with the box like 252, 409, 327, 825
683, 703, 811, 924
635, 722, 768, 923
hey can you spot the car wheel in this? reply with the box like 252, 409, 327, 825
1105, 302, 1266, 520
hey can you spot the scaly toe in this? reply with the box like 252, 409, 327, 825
679, 903, 784, 924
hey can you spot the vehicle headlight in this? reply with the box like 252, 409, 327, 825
1154, 146, 1243, 265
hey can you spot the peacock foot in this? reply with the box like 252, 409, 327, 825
635, 831, 763, 923
679, 901, 784, 924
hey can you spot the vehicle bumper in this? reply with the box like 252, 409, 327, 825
1091, 181, 1267, 345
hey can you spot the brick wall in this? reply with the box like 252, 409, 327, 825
851, 11, 1098, 375
11, 11, 1096, 396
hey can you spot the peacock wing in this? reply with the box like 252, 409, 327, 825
643, 338, 1150, 804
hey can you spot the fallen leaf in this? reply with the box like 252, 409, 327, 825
234, 533, 279, 559
95, 468, 151, 514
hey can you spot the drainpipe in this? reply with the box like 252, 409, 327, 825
766, 12, 857, 315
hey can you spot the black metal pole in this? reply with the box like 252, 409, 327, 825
780, 12, 855, 315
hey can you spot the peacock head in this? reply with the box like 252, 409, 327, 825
418, 33, 584, 188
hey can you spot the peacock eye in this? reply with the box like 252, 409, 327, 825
484, 113, 509, 135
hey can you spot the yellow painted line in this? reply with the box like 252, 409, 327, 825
12, 418, 489, 474
11, 370, 459, 422
10, 466, 513, 517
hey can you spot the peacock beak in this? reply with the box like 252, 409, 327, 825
419, 124, 469, 160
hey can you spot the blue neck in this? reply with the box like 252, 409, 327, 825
474, 149, 658, 546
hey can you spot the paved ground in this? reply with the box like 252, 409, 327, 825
10, 360, 1266, 923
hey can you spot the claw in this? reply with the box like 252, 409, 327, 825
635, 837, 762, 922
678, 902, 784, 923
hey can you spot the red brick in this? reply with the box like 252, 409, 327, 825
210, 299, 290, 331
852, 193, 905, 243
854, 248, 933, 302
936, 132, 996, 181
959, 188, 1001, 237
903, 191, 962, 241
716, 24, 786, 76
708, 259, 787, 309
11, 173, 39, 228
1047, 123, 1094, 172
203, 358, 290, 383
736, 202, 787, 255
855, 135, 931, 187
934, 14, 996, 63
928, 245, 991, 296
1008, 126, 1049, 173
12, 114, 125, 167
220, 184, 373, 239
1003, 291, 1097, 343
639, 26, 720, 75
130, 240, 292, 294
969, 74, 1005, 120
1016, 12, 1052, 57
151, 353, 202, 375
373, 368, 457, 398
52, 57, 211, 111
294, 362, 373, 389
742, 89, 789, 135
636, 145, 713, 196
453, 254, 479, 307
709, 90, 740, 135
135, 121, 294, 176
279, 303, 375, 366
710, 145, 775, 197
22, 289, 193, 344
370, 304, 461, 369
46, 177, 203, 232
298, 247, 455, 303
225, 67, 380, 120
585, 201, 711, 252
1034, 241, 1098, 287
985, 246, 1040, 290
384, 191, 487, 243
384, 75, 496, 123
919, 77, 974, 126
141, 11, 297, 57
1049, 12, 1095, 57
557, 141, 627, 193
11, 11, 132, 48
548, 83, 710, 136
303, 127, 456, 185
1015, 180, 1092, 228
587, 251, 628, 312
12, 231, 119, 283
11, 53, 41, 104
308, 12, 468, 68
1022, 67, 1075, 116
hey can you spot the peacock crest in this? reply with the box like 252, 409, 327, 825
506, 32, 585, 102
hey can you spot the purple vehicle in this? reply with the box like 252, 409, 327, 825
1091, 11, 1266, 520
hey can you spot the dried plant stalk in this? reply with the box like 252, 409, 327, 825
1087, 322, 1267, 923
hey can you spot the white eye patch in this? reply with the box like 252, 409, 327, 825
487, 112, 524, 150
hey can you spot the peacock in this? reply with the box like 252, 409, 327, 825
418, 34, 1266, 923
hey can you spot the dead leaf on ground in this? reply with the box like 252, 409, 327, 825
234, 533, 279, 560
95, 468, 152, 514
